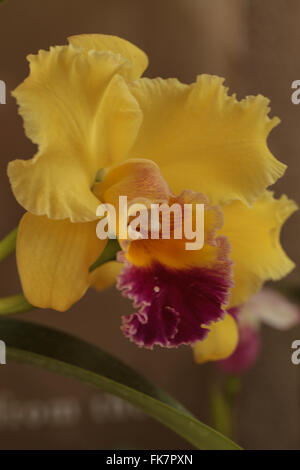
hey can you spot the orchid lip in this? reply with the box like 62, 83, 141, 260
117, 255, 233, 349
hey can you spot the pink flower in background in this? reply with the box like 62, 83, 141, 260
218, 288, 300, 374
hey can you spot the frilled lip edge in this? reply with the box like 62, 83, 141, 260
116, 240, 234, 349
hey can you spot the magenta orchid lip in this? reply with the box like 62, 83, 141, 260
118, 256, 233, 349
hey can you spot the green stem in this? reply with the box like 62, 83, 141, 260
0, 228, 34, 315
0, 227, 17, 262
0, 294, 34, 315
211, 375, 241, 439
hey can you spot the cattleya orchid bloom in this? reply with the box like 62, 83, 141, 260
8, 34, 297, 361
214, 288, 300, 373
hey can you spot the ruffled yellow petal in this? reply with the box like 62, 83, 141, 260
90, 261, 123, 291
193, 313, 238, 363
8, 45, 142, 222
17, 213, 106, 311
221, 191, 298, 307
68, 34, 148, 80
129, 76, 286, 206
96, 75, 142, 168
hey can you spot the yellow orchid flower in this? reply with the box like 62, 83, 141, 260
8, 35, 297, 359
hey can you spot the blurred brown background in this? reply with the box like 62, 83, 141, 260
0, 0, 300, 450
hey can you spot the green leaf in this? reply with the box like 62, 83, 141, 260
0, 318, 241, 450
